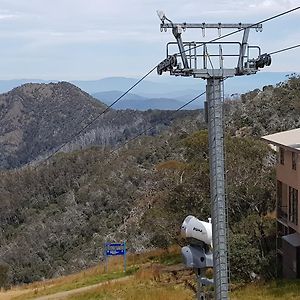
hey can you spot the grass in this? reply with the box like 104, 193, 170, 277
63, 266, 194, 300
3, 246, 182, 300
142, 246, 182, 266
3, 246, 300, 300
127, 245, 181, 266
12, 268, 136, 300
231, 280, 300, 300
64, 281, 193, 300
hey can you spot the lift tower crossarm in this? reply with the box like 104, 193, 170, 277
161, 23, 262, 30
161, 22, 264, 78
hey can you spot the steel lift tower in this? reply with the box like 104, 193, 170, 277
156, 11, 271, 300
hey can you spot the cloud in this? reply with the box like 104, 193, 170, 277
0, 13, 17, 20
0, 0, 298, 79
248, 0, 300, 11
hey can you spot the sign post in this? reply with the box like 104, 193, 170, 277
104, 241, 127, 273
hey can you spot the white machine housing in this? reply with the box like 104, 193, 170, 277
181, 215, 212, 246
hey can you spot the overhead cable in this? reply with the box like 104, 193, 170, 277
110, 91, 206, 155
174, 6, 300, 56
42, 65, 157, 163
38, 6, 300, 165
269, 44, 300, 55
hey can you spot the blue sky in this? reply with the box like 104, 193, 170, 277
0, 0, 299, 80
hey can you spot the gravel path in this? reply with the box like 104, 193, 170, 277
32, 276, 133, 300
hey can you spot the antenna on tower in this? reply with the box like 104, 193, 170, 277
156, 10, 166, 22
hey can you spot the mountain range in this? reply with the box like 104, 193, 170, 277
0, 72, 295, 110
92, 90, 200, 110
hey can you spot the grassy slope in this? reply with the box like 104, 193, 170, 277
65, 279, 300, 300
63, 277, 193, 300
231, 280, 300, 300
1, 248, 300, 300
2, 248, 184, 300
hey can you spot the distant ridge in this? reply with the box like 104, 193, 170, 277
0, 72, 293, 94
92, 90, 201, 110
0, 72, 295, 111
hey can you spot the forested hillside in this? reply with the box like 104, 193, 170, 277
0, 82, 198, 169
0, 119, 202, 284
0, 76, 300, 287
227, 74, 300, 136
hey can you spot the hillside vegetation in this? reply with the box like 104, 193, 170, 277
227, 74, 300, 136
0, 76, 300, 288
0, 82, 198, 169
0, 128, 275, 285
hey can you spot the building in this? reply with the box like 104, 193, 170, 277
262, 128, 300, 279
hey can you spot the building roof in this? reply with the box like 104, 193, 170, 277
282, 232, 300, 247
262, 128, 300, 151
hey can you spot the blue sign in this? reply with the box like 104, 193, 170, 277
106, 249, 125, 256
104, 241, 127, 272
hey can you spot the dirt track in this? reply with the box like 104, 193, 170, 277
33, 276, 133, 300
0, 276, 133, 300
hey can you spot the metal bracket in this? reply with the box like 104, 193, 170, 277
237, 28, 250, 74
172, 25, 189, 69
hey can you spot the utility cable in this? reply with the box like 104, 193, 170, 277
269, 44, 300, 55
41, 65, 157, 164
110, 92, 206, 155
37, 7, 300, 165
35, 91, 205, 168
42, 39, 300, 164
172, 6, 300, 57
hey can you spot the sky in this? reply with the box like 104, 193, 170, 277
0, 0, 299, 80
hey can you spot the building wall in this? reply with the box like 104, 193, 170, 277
276, 147, 300, 233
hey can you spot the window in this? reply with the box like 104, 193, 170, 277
277, 181, 288, 220
279, 147, 285, 165
277, 180, 282, 207
289, 186, 298, 225
292, 152, 297, 170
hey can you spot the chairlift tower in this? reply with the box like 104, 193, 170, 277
156, 11, 271, 300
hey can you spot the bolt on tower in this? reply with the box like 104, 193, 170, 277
156, 11, 271, 300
